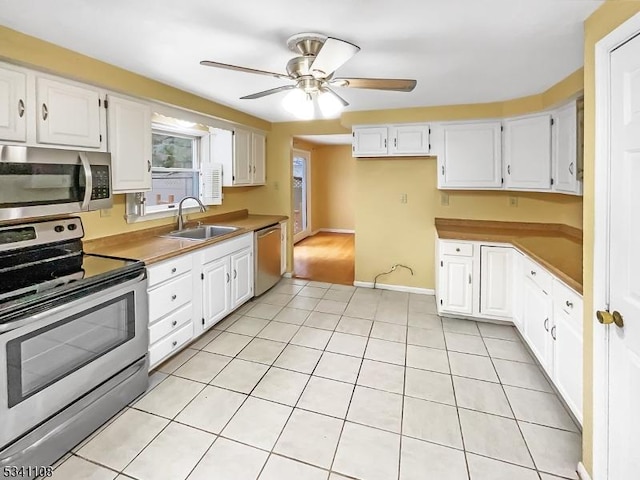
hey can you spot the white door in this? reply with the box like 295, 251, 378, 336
606, 33, 640, 480
0, 65, 26, 142
252, 132, 266, 185
553, 308, 583, 423
352, 126, 388, 156
107, 94, 152, 193
523, 278, 553, 374
439, 255, 473, 315
436, 122, 503, 189
504, 114, 552, 190
389, 124, 430, 155
36, 77, 102, 148
203, 257, 230, 327
552, 102, 579, 194
230, 248, 253, 309
293, 150, 311, 242
233, 128, 252, 185
480, 246, 512, 318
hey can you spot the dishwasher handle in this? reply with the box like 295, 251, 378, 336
257, 226, 280, 239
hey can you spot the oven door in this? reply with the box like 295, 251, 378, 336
0, 271, 147, 448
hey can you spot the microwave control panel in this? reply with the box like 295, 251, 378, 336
91, 165, 111, 200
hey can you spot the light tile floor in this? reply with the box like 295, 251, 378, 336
49, 279, 582, 480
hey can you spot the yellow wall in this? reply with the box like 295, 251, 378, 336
0, 26, 270, 240
310, 145, 356, 232
582, 0, 640, 474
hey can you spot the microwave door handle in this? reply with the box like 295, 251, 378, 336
79, 152, 93, 210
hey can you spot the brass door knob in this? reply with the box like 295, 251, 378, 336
597, 310, 624, 328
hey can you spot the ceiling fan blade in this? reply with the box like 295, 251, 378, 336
331, 77, 417, 92
240, 85, 296, 100
322, 87, 349, 107
200, 60, 290, 80
309, 37, 360, 77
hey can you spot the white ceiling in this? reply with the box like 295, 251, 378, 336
296, 134, 353, 146
0, 0, 602, 123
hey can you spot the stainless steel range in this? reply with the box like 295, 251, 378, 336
0, 217, 148, 476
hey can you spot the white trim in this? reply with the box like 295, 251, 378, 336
317, 228, 355, 234
578, 462, 593, 480
292, 148, 312, 243
353, 281, 435, 296
282, 272, 293, 278
593, 12, 640, 480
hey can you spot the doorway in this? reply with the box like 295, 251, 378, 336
593, 13, 640, 480
292, 149, 311, 243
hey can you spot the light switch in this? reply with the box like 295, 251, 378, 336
440, 192, 449, 206
509, 196, 518, 207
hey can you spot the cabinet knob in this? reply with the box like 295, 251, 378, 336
455, 248, 460, 252
171, 320, 177, 327
41, 103, 49, 121
530, 270, 536, 276
172, 340, 178, 347
18, 99, 25, 118
171, 294, 177, 301
565, 300, 573, 309
171, 267, 177, 274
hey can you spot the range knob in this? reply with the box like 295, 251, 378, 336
54, 225, 65, 233
68, 224, 77, 231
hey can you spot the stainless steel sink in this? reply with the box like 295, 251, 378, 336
165, 225, 239, 241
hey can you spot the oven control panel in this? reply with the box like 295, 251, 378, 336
0, 217, 84, 252
90, 165, 111, 200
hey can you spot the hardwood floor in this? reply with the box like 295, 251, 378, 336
293, 232, 355, 285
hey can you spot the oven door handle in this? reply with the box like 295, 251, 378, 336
79, 152, 93, 210
0, 271, 146, 333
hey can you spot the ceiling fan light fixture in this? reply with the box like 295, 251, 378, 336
282, 88, 314, 120
318, 90, 343, 118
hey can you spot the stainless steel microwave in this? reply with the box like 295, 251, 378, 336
0, 145, 112, 220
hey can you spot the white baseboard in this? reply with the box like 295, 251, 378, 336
577, 462, 592, 480
353, 281, 435, 296
318, 228, 355, 234
282, 272, 293, 278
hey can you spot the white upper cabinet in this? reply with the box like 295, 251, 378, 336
36, 77, 103, 149
233, 128, 252, 185
352, 124, 431, 157
252, 131, 266, 185
106, 94, 152, 193
388, 124, 430, 155
435, 121, 502, 189
552, 101, 581, 195
353, 126, 388, 156
504, 113, 552, 190
0, 65, 27, 142
216, 127, 266, 186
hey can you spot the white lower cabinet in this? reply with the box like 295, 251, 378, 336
146, 232, 254, 369
437, 238, 583, 422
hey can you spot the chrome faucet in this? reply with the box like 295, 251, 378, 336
177, 196, 206, 231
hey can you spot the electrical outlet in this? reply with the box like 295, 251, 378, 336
274, 181, 279, 191
400, 193, 408, 204
100, 208, 111, 218
440, 192, 449, 206
509, 196, 518, 207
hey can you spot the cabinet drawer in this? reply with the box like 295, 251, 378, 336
147, 255, 192, 288
440, 242, 473, 257
552, 279, 583, 330
149, 303, 192, 344
148, 273, 193, 322
523, 257, 552, 293
149, 322, 193, 369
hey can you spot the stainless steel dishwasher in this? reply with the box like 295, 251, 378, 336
254, 223, 282, 296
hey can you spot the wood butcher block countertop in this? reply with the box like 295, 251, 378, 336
435, 218, 583, 294
84, 209, 287, 265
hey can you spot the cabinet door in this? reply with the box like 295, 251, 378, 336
252, 132, 266, 185
552, 102, 579, 194
0, 66, 27, 142
523, 278, 553, 373
280, 221, 287, 275
504, 114, 552, 190
230, 248, 253, 309
36, 77, 102, 148
352, 126, 388, 156
107, 94, 152, 193
480, 246, 512, 318
553, 308, 583, 422
437, 122, 502, 188
203, 257, 231, 327
210, 127, 234, 187
439, 255, 473, 315
233, 128, 252, 185
389, 124, 429, 155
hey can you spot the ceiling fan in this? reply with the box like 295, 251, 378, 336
200, 33, 417, 117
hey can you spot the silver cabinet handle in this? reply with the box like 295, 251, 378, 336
172, 340, 178, 347
226, 272, 230, 283
566, 300, 573, 308
171, 294, 177, 301
569, 162, 574, 174
147, 160, 151, 172
530, 270, 536, 276
551, 325, 557, 340
171, 320, 177, 327
171, 267, 177, 274
384, 138, 387, 148
468, 274, 472, 285
18, 99, 25, 118
441, 165, 444, 175
394, 138, 397, 147
234, 269, 237, 279
544, 318, 549, 332
507, 165, 511, 175
42, 103, 48, 120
